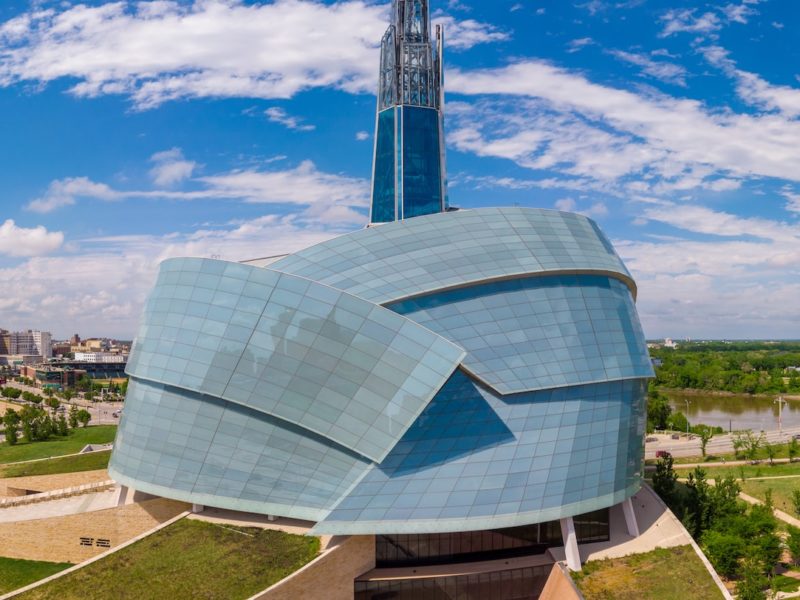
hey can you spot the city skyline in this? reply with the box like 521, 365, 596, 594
1, 0, 799, 339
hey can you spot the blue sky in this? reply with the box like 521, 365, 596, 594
0, 0, 798, 340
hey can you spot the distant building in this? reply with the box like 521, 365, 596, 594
3, 330, 52, 359
73, 352, 127, 364
19, 364, 87, 390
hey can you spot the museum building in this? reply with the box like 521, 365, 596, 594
109, 1, 653, 597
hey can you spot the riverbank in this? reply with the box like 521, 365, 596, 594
659, 388, 800, 401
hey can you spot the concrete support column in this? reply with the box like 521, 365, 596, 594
115, 485, 128, 506
560, 516, 581, 571
192, 503, 204, 513
622, 497, 640, 537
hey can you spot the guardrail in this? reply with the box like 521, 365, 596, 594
0, 480, 115, 509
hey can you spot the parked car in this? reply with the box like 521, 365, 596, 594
645, 436, 658, 442
793, 433, 800, 440
112, 410, 122, 418
671, 433, 680, 440
656, 450, 671, 458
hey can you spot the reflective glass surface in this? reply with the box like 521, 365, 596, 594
355, 565, 552, 600
126, 258, 465, 463
401, 106, 443, 219
109, 379, 370, 521
314, 371, 646, 534
272, 207, 634, 306
370, 108, 396, 224
390, 275, 653, 394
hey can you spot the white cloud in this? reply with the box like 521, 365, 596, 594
356, 131, 370, 141
265, 107, 315, 131
608, 49, 687, 86
24, 160, 369, 224
554, 198, 608, 218
0, 220, 64, 257
0, 1, 507, 108
702, 46, 800, 119
432, 16, 509, 50
660, 9, 721, 37
446, 61, 800, 192
782, 190, 800, 213
0, 216, 349, 338
566, 37, 594, 54
26, 177, 119, 213
616, 201, 800, 338
149, 148, 197, 186
721, 3, 758, 24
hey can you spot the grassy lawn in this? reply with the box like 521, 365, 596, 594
572, 546, 724, 600
772, 574, 800, 594
0, 451, 111, 478
15, 518, 320, 600
0, 557, 72, 595
0, 426, 116, 465
739, 478, 800, 516
674, 460, 800, 480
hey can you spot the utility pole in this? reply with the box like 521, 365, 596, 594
775, 396, 787, 436
685, 399, 691, 435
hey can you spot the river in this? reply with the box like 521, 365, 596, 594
663, 390, 800, 432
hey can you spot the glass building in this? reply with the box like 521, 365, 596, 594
370, 0, 449, 224
109, 1, 653, 592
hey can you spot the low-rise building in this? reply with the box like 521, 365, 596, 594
73, 352, 127, 364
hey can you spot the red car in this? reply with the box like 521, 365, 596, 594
655, 450, 671, 459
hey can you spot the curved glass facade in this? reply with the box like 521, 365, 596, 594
389, 275, 652, 395
272, 208, 634, 305
112, 207, 651, 536
313, 372, 645, 535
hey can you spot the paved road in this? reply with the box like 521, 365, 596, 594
645, 426, 800, 459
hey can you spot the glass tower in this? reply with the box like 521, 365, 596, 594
370, 0, 449, 224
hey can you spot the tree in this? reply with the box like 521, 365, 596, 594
764, 442, 778, 466
2, 409, 20, 446
45, 397, 60, 417
737, 556, 769, 600
62, 389, 74, 401
56, 414, 69, 437
732, 431, 748, 459
744, 430, 765, 462
68, 404, 79, 429
789, 438, 799, 463
701, 529, 745, 578
647, 389, 672, 432
652, 453, 680, 511
76, 409, 91, 428
43, 387, 54, 398
698, 426, 714, 458
792, 489, 800, 518
670, 411, 689, 434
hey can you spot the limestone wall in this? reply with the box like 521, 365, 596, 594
0, 469, 110, 496
0, 497, 189, 563
251, 535, 375, 600
540, 563, 584, 600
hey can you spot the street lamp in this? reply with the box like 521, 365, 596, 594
685, 399, 691, 435
775, 396, 787, 436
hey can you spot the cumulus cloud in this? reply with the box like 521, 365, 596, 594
0, 1, 507, 108
0, 220, 64, 257
24, 160, 369, 224
149, 148, 197, 186
26, 177, 119, 213
356, 131, 370, 141
446, 61, 800, 195
0, 216, 347, 338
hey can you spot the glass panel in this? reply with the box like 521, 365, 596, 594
370, 109, 396, 224
402, 106, 442, 219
